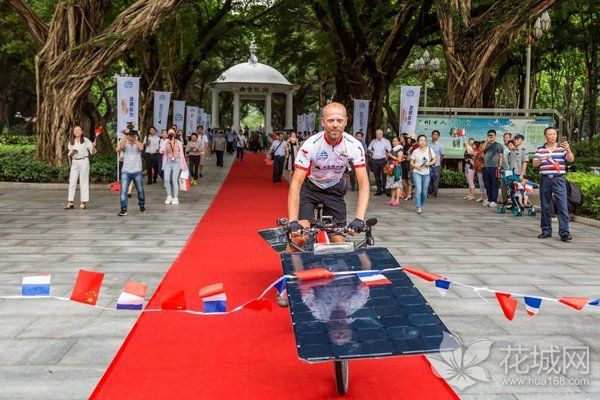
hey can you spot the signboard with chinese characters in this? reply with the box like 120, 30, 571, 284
415, 116, 554, 158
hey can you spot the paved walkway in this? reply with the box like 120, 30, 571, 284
0, 157, 598, 399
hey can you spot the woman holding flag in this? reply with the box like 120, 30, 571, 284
65, 125, 97, 210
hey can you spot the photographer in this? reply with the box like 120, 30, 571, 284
116, 125, 146, 216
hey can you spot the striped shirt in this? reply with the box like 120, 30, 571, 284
535, 144, 567, 175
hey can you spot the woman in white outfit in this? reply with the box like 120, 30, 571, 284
65, 125, 96, 209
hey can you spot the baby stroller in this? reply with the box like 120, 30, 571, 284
497, 172, 537, 217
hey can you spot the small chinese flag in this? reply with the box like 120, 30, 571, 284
559, 296, 589, 310
70, 269, 105, 306
402, 266, 443, 282
161, 290, 187, 310
95, 126, 103, 137
495, 293, 517, 321
243, 298, 272, 312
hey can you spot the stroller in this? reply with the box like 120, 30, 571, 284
497, 172, 537, 217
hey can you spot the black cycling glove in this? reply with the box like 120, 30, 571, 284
288, 220, 303, 234
347, 218, 365, 233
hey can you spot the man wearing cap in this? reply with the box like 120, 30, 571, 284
509, 134, 528, 180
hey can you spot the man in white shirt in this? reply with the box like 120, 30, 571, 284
235, 131, 247, 162
270, 132, 287, 183
367, 129, 392, 195
427, 130, 445, 198
143, 126, 161, 184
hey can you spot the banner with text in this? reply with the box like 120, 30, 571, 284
308, 112, 316, 132
186, 106, 198, 136
400, 86, 421, 137
172, 101, 186, 131
116, 77, 140, 138
353, 99, 370, 134
152, 91, 171, 132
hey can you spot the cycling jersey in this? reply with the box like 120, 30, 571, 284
294, 131, 366, 189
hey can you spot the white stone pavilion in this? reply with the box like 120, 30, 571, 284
210, 41, 296, 133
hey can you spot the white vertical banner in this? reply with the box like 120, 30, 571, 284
303, 114, 309, 132
400, 86, 421, 137
207, 114, 211, 129
296, 115, 301, 132
186, 106, 198, 136
152, 91, 171, 132
352, 99, 370, 134
116, 77, 140, 138
172, 100, 186, 131
319, 107, 324, 131
308, 112, 316, 132
197, 108, 204, 130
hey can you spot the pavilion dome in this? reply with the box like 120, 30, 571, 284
215, 62, 293, 86
213, 40, 293, 88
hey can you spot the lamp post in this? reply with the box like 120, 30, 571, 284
524, 11, 551, 114
409, 50, 440, 108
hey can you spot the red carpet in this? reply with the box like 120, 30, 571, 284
91, 153, 458, 400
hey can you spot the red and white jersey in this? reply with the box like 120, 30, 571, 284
295, 131, 366, 189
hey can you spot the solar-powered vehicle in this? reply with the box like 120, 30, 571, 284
259, 215, 459, 396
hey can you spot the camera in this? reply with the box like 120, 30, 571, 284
126, 122, 138, 137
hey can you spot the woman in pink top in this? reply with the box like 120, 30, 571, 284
160, 128, 188, 205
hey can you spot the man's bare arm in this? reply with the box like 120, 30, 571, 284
288, 168, 308, 222
354, 167, 370, 221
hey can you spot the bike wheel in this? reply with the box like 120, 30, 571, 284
334, 360, 349, 395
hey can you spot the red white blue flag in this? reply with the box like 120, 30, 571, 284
199, 283, 227, 313
524, 181, 534, 194
524, 296, 542, 316
22, 274, 51, 296
274, 277, 287, 298
435, 279, 451, 296
356, 271, 391, 286
116, 281, 147, 310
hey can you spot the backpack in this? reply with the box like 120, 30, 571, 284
568, 181, 584, 206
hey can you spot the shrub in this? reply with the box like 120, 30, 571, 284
439, 169, 468, 188
0, 132, 37, 146
566, 172, 600, 219
0, 144, 117, 184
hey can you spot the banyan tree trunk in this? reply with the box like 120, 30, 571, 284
10, 0, 183, 166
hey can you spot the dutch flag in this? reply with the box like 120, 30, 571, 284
524, 296, 542, 316
524, 181, 534, 194
21, 274, 51, 296
116, 281, 147, 310
199, 283, 227, 313
274, 277, 287, 298
435, 279, 451, 296
356, 271, 391, 287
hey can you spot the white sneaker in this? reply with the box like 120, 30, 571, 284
416, 208, 422, 214
165, 196, 172, 205
171, 197, 179, 205
489, 201, 497, 208
482, 200, 490, 206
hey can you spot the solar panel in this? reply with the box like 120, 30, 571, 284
281, 247, 459, 362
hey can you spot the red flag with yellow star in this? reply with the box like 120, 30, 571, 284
70, 269, 105, 306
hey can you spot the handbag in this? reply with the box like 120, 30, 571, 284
178, 169, 190, 191
383, 163, 394, 176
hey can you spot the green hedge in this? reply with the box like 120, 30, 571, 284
566, 172, 600, 219
0, 144, 117, 184
439, 169, 468, 188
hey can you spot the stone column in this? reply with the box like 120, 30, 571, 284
211, 88, 220, 128
233, 90, 240, 133
285, 90, 293, 130
265, 91, 273, 134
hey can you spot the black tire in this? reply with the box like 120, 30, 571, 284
334, 360, 349, 395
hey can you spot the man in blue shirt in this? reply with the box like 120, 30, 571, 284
428, 130, 445, 198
